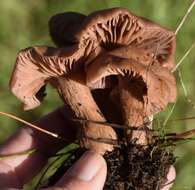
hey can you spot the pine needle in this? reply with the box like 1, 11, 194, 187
0, 111, 60, 139
175, 0, 195, 35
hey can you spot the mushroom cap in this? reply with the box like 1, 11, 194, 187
10, 8, 176, 110
77, 8, 175, 68
10, 45, 83, 110
85, 51, 176, 117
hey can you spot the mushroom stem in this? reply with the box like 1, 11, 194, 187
118, 76, 150, 145
53, 76, 117, 154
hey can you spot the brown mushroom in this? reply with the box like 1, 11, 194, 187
9, 8, 176, 153
83, 8, 176, 144
10, 8, 175, 110
85, 51, 176, 144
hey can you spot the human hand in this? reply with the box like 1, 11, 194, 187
0, 107, 106, 190
0, 107, 175, 190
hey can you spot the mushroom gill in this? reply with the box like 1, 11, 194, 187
86, 51, 176, 116
10, 8, 175, 110
10, 45, 86, 110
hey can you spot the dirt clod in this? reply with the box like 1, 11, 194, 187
48, 140, 175, 190
103, 140, 175, 190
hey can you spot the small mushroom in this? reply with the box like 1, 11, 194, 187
10, 8, 176, 153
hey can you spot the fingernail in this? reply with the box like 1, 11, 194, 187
66, 151, 105, 181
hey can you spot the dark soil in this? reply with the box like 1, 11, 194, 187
104, 140, 175, 190
47, 140, 175, 190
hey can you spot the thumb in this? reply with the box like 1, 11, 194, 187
55, 151, 107, 190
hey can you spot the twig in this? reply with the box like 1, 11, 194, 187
86, 136, 120, 147
156, 129, 195, 141
171, 129, 195, 139
73, 118, 154, 131
175, 0, 195, 35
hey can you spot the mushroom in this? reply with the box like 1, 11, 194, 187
83, 8, 177, 144
85, 50, 176, 144
9, 8, 176, 153
52, 76, 117, 154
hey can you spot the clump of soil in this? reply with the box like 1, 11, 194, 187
104, 140, 175, 190
48, 139, 175, 190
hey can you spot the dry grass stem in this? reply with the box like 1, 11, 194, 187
172, 42, 195, 72
73, 118, 153, 131
0, 111, 60, 139
175, 0, 195, 35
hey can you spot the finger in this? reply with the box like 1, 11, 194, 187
53, 151, 107, 190
0, 106, 77, 188
161, 166, 176, 190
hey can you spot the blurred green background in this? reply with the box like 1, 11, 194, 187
0, 0, 195, 189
